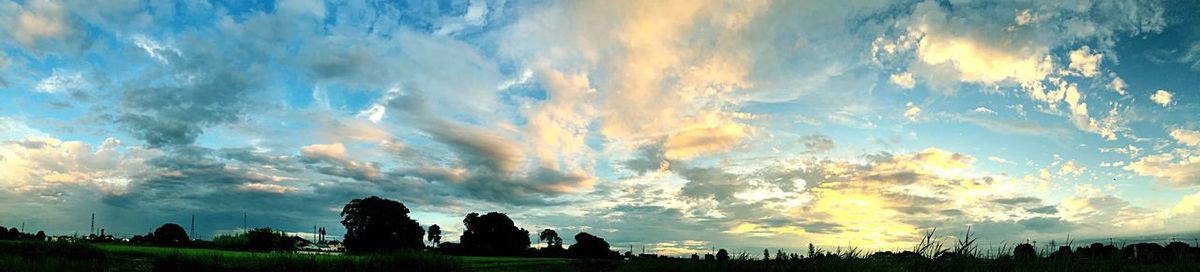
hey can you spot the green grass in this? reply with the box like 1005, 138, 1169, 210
0, 240, 110, 272
462, 256, 573, 271
5, 241, 1199, 271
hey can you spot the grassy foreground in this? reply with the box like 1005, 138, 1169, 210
4, 240, 1200, 271
1, 241, 588, 272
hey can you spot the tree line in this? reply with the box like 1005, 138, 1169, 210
0, 225, 46, 241
340, 196, 619, 258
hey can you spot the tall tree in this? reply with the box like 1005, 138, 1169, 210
459, 212, 530, 255
716, 249, 730, 261
427, 224, 442, 246
340, 196, 425, 253
153, 223, 190, 245
539, 229, 562, 249
568, 232, 616, 259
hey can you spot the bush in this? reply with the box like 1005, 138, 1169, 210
0, 241, 110, 272
212, 228, 302, 252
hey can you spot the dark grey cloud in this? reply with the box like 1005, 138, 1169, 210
115, 39, 266, 147
678, 166, 747, 202
6, 139, 51, 149
621, 144, 668, 175
991, 196, 1043, 206
90, 144, 464, 239
1026, 205, 1058, 214
757, 218, 843, 234
799, 134, 835, 154
380, 91, 593, 205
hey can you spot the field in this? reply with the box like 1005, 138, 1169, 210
3, 240, 1200, 271
1, 241, 577, 272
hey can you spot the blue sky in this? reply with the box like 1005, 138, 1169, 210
2, 0, 1200, 254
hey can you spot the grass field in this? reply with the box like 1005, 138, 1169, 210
1, 241, 581, 272
4, 241, 1200, 271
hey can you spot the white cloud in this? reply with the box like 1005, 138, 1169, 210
237, 183, 299, 194
664, 122, 753, 160
904, 102, 921, 121
1125, 152, 1200, 187
1169, 129, 1200, 147
131, 35, 180, 64
501, 0, 767, 159
871, 0, 1162, 140
0, 136, 159, 193
1098, 145, 1142, 159
300, 142, 348, 162
526, 70, 597, 170
1150, 90, 1173, 107
1014, 9, 1035, 26
890, 72, 915, 89
1107, 75, 1127, 95
7, 0, 70, 45
972, 107, 996, 114
1059, 160, 1085, 176
1171, 191, 1200, 216
35, 69, 89, 93
1067, 45, 1102, 77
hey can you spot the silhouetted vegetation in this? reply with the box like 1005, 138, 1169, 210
458, 212, 530, 256
568, 232, 618, 259
5, 196, 1200, 271
211, 228, 305, 252
340, 196, 425, 253
0, 226, 46, 241
538, 229, 566, 257
427, 224, 442, 246
154, 223, 190, 246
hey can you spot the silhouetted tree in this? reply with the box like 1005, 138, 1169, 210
1014, 243, 1037, 261
153, 223, 189, 245
567, 232, 615, 258
248, 228, 298, 251
691, 253, 700, 260
131, 233, 155, 243
427, 224, 442, 246
1124, 243, 1167, 261
35, 231, 46, 241
763, 248, 770, 261
539, 229, 563, 249
716, 249, 730, 261
340, 196, 425, 253
460, 212, 530, 256
704, 253, 715, 260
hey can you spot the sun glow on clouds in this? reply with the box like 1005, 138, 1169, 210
1, 0, 1199, 252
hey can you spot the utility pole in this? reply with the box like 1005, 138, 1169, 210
191, 215, 195, 241
243, 211, 247, 233
90, 213, 95, 236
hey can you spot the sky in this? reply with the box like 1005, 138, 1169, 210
1, 0, 1200, 255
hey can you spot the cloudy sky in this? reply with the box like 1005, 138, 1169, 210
2, 0, 1200, 254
